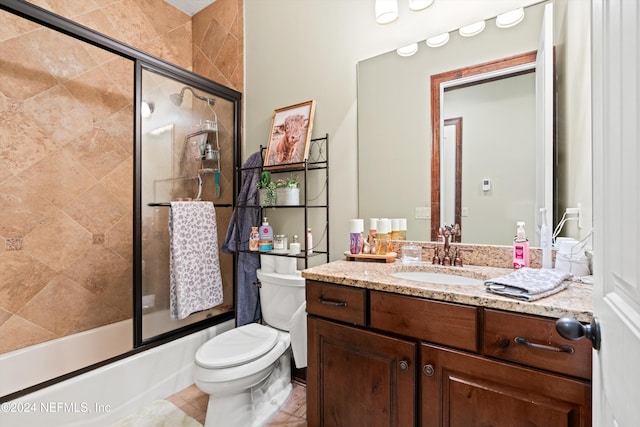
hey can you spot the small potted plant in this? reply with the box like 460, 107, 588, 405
275, 174, 300, 206
256, 171, 277, 206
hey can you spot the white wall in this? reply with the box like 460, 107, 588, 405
244, 0, 546, 259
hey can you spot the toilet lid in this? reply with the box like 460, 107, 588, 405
196, 323, 279, 369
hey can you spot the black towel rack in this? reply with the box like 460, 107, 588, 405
147, 202, 232, 207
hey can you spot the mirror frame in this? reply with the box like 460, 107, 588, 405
430, 50, 537, 240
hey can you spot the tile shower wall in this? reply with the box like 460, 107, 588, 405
0, 0, 244, 355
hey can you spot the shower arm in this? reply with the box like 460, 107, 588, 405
179, 86, 215, 106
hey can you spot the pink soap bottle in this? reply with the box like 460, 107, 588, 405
513, 221, 530, 269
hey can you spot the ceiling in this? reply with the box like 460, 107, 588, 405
164, 0, 545, 60
164, 0, 216, 16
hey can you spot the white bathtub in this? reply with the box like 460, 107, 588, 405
1, 317, 234, 426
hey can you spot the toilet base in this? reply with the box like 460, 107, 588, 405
203, 350, 292, 427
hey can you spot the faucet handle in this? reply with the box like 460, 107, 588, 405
423, 245, 440, 265
455, 247, 473, 267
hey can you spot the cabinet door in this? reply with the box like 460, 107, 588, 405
420, 343, 591, 427
308, 317, 417, 427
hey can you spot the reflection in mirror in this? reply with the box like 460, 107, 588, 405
431, 51, 538, 245
140, 68, 235, 342
357, 3, 547, 245
359, 0, 593, 247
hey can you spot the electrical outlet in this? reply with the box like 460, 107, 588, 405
415, 207, 430, 219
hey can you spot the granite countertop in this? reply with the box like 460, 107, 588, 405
301, 260, 593, 323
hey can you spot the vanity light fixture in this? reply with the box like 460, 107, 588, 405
458, 20, 486, 37
496, 8, 525, 28
397, 42, 419, 56
141, 101, 154, 118
426, 32, 450, 48
375, 0, 399, 24
408, 0, 434, 12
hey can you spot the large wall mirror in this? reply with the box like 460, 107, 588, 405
357, 0, 592, 246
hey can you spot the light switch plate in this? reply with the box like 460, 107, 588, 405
415, 207, 430, 219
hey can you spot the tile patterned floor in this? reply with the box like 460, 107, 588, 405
167, 380, 307, 426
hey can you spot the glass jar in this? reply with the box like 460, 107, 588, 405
273, 234, 288, 252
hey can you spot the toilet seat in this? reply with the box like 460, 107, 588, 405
195, 323, 278, 369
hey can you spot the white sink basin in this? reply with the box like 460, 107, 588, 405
390, 271, 484, 286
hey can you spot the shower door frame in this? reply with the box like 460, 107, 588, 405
1, 0, 240, 395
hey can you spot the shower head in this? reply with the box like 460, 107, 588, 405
170, 86, 215, 107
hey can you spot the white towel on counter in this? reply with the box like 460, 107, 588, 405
289, 302, 307, 368
169, 201, 223, 320
484, 267, 572, 301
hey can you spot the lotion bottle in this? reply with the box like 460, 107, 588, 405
513, 221, 530, 269
307, 228, 313, 255
259, 217, 273, 252
540, 208, 553, 269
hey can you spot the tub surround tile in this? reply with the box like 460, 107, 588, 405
0, 251, 57, 313
18, 274, 98, 336
105, 212, 134, 260
63, 66, 130, 121
67, 127, 129, 180
66, 300, 129, 334
302, 259, 593, 323
97, 270, 133, 316
141, 0, 191, 35
0, 177, 57, 238
97, 106, 134, 155
0, 315, 55, 353
0, 107, 56, 181
143, 23, 193, 70
22, 209, 93, 273
0, 36, 59, 101
101, 0, 159, 48
63, 244, 130, 295
41, 0, 102, 19
20, 27, 98, 83
22, 85, 96, 146
0, 308, 11, 328
101, 155, 134, 208
63, 182, 128, 234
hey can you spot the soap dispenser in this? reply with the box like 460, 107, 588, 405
259, 217, 273, 252
513, 221, 530, 269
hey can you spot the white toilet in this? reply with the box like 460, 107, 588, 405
194, 269, 306, 427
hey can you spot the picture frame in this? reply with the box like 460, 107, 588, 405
264, 100, 316, 169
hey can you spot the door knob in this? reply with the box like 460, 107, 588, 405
555, 317, 601, 350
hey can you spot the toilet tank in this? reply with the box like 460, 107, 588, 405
256, 269, 305, 331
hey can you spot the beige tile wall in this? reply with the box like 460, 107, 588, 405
0, 0, 243, 354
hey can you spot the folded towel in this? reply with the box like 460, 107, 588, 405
169, 201, 223, 320
485, 267, 572, 301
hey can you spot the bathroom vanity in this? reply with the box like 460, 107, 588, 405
302, 260, 593, 426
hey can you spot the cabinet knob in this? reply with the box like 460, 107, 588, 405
399, 360, 409, 371
422, 364, 434, 376
556, 317, 601, 350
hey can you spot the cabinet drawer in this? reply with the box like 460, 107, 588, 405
369, 291, 478, 352
483, 309, 592, 380
306, 281, 366, 326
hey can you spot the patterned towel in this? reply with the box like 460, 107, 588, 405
169, 201, 223, 320
485, 267, 572, 301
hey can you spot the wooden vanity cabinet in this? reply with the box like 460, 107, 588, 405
421, 344, 591, 427
306, 280, 592, 427
307, 317, 417, 427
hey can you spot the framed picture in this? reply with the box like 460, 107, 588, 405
264, 100, 316, 169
